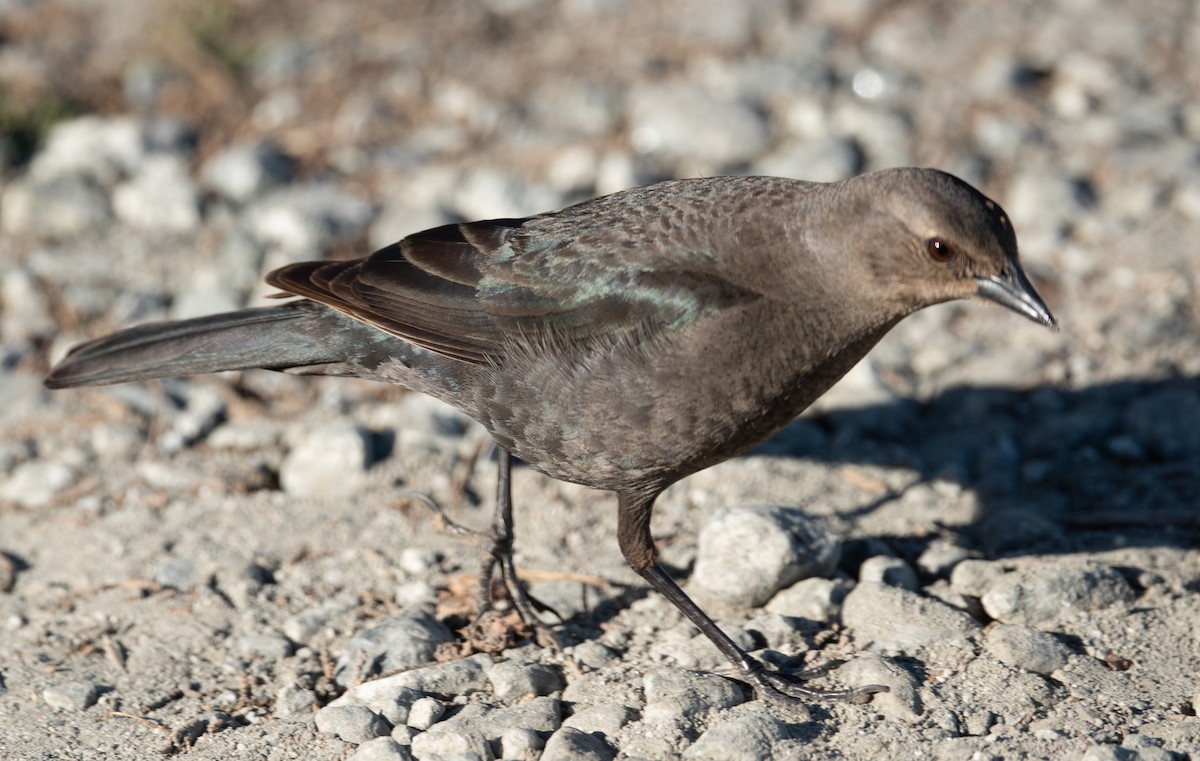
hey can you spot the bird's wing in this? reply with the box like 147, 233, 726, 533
267, 212, 763, 366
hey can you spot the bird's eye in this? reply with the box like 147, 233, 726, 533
926, 237, 955, 262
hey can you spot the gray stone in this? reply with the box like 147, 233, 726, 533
275, 683, 317, 717
449, 169, 563, 223
917, 542, 973, 578
281, 423, 372, 499
406, 696, 445, 730
1, 268, 55, 342
981, 562, 1135, 627
350, 737, 412, 761
691, 505, 840, 607
315, 704, 391, 744
29, 115, 144, 184
985, 624, 1072, 676
335, 611, 454, 686
541, 726, 616, 761
200, 140, 295, 204
642, 668, 744, 721
834, 654, 922, 723
238, 633, 294, 660
766, 577, 849, 622
0, 460, 75, 508
499, 726, 543, 760
841, 582, 978, 652
752, 135, 861, 184
682, 713, 787, 760
949, 559, 1008, 598
334, 654, 493, 712
561, 704, 635, 738
859, 555, 920, 591
369, 202, 451, 251
242, 182, 373, 256
627, 84, 768, 173
283, 595, 356, 643
112, 155, 201, 232
0, 175, 111, 237
486, 660, 565, 700
566, 641, 619, 670
155, 556, 197, 590
42, 681, 100, 711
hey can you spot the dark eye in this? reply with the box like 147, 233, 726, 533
926, 237, 955, 262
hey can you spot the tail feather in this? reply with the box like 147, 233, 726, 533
45, 301, 388, 389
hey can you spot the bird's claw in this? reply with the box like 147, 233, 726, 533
740, 658, 889, 711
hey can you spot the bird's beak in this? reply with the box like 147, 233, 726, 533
973, 262, 1056, 328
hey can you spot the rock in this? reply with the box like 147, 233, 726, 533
281, 423, 373, 499
112, 155, 202, 232
449, 168, 563, 222
627, 83, 768, 173
981, 562, 1135, 627
200, 140, 295, 204
561, 704, 635, 737
29, 116, 144, 184
0, 175, 111, 237
275, 683, 317, 717
541, 726, 616, 761
350, 737, 412, 761
499, 726, 543, 760
859, 555, 920, 591
682, 713, 788, 760
283, 595, 357, 644
242, 182, 373, 256
334, 611, 454, 686
1, 268, 55, 342
155, 556, 197, 590
765, 577, 850, 621
368, 201, 451, 251
333, 654, 493, 712
841, 582, 978, 652
42, 681, 100, 711
566, 641, 619, 670
315, 704, 391, 744
752, 135, 861, 183
834, 654, 922, 723
985, 624, 1072, 676
916, 542, 973, 578
949, 559, 1008, 598
691, 504, 841, 607
405, 696, 445, 730
237, 633, 293, 660
0, 460, 75, 508
642, 668, 744, 721
486, 659, 565, 700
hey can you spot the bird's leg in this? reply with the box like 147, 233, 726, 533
482, 446, 561, 638
617, 491, 888, 713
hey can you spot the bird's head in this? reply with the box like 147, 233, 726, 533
844, 167, 1056, 329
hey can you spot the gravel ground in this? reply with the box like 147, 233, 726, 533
2, 1, 1200, 759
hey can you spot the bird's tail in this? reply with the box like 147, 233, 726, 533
45, 301, 379, 389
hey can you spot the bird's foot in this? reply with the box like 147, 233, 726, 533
397, 488, 563, 639
738, 657, 889, 713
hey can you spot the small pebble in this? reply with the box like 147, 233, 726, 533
405, 696, 445, 730
981, 562, 1134, 627
500, 726, 544, 760
315, 704, 391, 744
155, 556, 197, 590
986, 623, 1073, 676
691, 504, 840, 607
334, 611, 454, 686
642, 668, 744, 721
281, 423, 372, 499
859, 555, 920, 591
486, 659, 565, 700
349, 737, 412, 761
682, 713, 787, 760
561, 704, 635, 737
540, 726, 617, 761
43, 681, 100, 711
765, 577, 849, 621
841, 582, 978, 652
274, 683, 317, 717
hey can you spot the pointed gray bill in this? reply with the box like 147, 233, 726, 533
973, 262, 1056, 328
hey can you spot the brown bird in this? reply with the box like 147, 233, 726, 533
46, 168, 1055, 707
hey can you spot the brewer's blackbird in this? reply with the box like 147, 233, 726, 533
46, 168, 1055, 707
